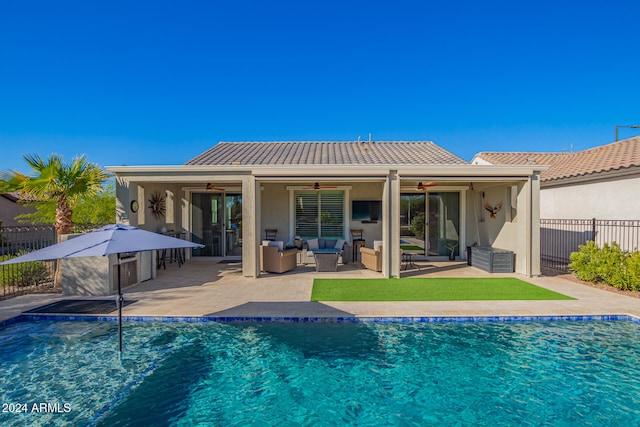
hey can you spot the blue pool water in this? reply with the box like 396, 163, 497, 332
1, 319, 640, 426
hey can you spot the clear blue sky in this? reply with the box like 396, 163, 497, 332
2, 0, 639, 172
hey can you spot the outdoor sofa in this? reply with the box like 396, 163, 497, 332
301, 238, 351, 265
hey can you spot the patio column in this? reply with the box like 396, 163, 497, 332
385, 171, 401, 278
528, 173, 542, 277
242, 175, 260, 278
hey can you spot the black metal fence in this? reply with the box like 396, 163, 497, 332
0, 223, 107, 299
0, 225, 57, 298
541, 218, 640, 274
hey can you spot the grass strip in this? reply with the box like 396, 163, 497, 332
311, 278, 575, 301
400, 245, 424, 251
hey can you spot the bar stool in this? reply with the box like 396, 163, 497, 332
157, 249, 167, 270
265, 229, 278, 241
350, 229, 365, 261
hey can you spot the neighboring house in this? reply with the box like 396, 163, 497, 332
107, 141, 545, 278
0, 193, 36, 227
0, 193, 55, 257
472, 136, 640, 220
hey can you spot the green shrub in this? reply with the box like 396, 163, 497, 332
569, 241, 640, 291
568, 241, 601, 282
623, 251, 640, 291
597, 242, 628, 284
410, 214, 425, 239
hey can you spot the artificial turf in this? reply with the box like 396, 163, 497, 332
311, 278, 575, 301
400, 245, 424, 251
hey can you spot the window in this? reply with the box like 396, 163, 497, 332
295, 191, 344, 238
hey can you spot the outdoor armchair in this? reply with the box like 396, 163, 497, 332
360, 246, 382, 272
260, 245, 298, 273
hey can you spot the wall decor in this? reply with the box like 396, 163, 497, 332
148, 191, 166, 219
484, 202, 502, 219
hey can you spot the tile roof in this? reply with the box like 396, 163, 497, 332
473, 152, 565, 168
186, 141, 468, 166
473, 137, 640, 182
1, 193, 20, 202
1, 192, 39, 203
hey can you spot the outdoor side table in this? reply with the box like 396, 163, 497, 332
313, 249, 340, 272
401, 252, 419, 270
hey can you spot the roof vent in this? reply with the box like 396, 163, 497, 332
527, 158, 536, 164
358, 135, 368, 150
357, 134, 373, 150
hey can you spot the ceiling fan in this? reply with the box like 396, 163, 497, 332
206, 183, 225, 191
416, 182, 438, 190
305, 182, 338, 190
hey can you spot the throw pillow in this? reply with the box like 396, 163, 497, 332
334, 239, 345, 250
307, 238, 319, 250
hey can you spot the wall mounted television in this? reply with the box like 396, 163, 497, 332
352, 200, 382, 221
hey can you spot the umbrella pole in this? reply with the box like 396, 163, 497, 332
117, 253, 123, 353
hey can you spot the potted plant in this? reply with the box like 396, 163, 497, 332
445, 241, 458, 261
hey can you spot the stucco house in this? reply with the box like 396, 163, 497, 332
472, 137, 640, 268
0, 193, 36, 227
107, 141, 545, 279
472, 136, 640, 220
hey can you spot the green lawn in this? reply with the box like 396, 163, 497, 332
400, 245, 424, 251
311, 278, 575, 301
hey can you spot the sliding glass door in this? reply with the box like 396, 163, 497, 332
225, 194, 242, 256
192, 192, 243, 257
192, 193, 224, 256
400, 194, 426, 255
427, 192, 460, 257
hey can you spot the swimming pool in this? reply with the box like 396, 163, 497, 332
1, 319, 640, 426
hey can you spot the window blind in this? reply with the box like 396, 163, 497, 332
294, 191, 344, 238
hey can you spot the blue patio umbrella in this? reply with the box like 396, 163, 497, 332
0, 224, 204, 352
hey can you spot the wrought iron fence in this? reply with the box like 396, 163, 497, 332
0, 225, 57, 298
541, 218, 640, 274
0, 223, 107, 299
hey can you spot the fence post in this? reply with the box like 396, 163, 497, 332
592, 218, 597, 242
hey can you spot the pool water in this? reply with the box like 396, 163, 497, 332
1, 319, 640, 426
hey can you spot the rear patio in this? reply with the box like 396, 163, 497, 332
2, 258, 639, 323
108, 140, 546, 281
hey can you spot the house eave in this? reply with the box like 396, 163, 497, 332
107, 164, 545, 180
541, 165, 640, 188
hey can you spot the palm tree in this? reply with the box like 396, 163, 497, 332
0, 153, 111, 236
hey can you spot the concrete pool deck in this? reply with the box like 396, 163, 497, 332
1, 258, 639, 323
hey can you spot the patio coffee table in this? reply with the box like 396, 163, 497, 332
313, 249, 340, 272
